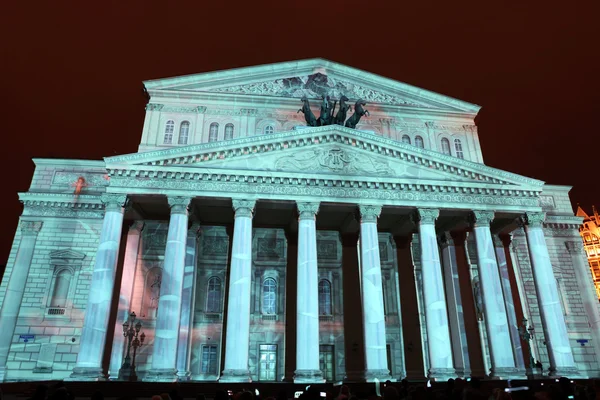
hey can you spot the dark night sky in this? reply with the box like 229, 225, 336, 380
1, 1, 599, 262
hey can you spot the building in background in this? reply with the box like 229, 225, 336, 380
577, 206, 600, 300
1, 59, 600, 383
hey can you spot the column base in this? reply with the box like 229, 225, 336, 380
489, 367, 525, 380
67, 367, 107, 381
219, 369, 252, 383
144, 368, 178, 382
344, 370, 366, 383
117, 367, 141, 382
454, 367, 471, 378
551, 366, 580, 378
428, 368, 457, 381
364, 369, 393, 382
176, 370, 192, 381
294, 369, 324, 383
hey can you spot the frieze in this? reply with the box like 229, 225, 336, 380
53, 172, 109, 188
317, 240, 338, 260
105, 125, 544, 187
162, 105, 207, 114
202, 236, 229, 256
145, 103, 164, 111
209, 72, 433, 108
21, 206, 105, 219
110, 177, 540, 208
256, 238, 285, 260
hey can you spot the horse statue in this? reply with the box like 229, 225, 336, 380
333, 95, 351, 125
344, 99, 370, 129
317, 95, 335, 126
297, 96, 318, 127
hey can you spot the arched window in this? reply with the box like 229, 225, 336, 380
206, 277, 222, 313
441, 138, 451, 155
50, 269, 72, 308
224, 123, 234, 140
164, 120, 175, 144
415, 136, 424, 149
264, 125, 274, 135
208, 123, 219, 142
318, 279, 332, 315
262, 278, 277, 314
401, 135, 411, 145
178, 121, 190, 145
454, 138, 464, 159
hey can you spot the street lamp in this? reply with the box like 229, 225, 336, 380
120, 311, 145, 381
518, 317, 535, 374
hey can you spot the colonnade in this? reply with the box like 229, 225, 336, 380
0, 193, 580, 382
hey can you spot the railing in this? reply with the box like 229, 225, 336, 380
319, 315, 334, 322
203, 313, 222, 322
261, 314, 277, 321
47, 308, 66, 315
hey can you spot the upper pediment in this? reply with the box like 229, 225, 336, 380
106, 125, 542, 191
143, 59, 480, 114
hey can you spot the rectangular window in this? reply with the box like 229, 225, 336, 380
201, 345, 218, 374
258, 344, 277, 381
387, 344, 393, 376
319, 345, 335, 382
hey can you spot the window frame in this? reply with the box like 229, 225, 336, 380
454, 138, 464, 159
178, 121, 190, 145
208, 122, 219, 142
200, 344, 218, 375
441, 137, 451, 155
318, 279, 333, 316
262, 277, 277, 315
163, 120, 175, 144
415, 135, 424, 149
264, 125, 274, 135
224, 123, 234, 140
401, 134, 411, 145
205, 276, 222, 313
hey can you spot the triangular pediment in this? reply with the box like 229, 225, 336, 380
143, 59, 480, 113
106, 126, 543, 191
49, 249, 86, 261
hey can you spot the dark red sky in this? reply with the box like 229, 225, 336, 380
1, 1, 599, 262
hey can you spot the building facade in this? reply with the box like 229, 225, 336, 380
1, 59, 599, 383
577, 206, 600, 300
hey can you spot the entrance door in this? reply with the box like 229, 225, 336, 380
319, 345, 335, 382
258, 344, 277, 381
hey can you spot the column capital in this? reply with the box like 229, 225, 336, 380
523, 212, 546, 228
296, 202, 320, 220
471, 210, 495, 227
232, 199, 256, 218
359, 205, 382, 223
20, 221, 43, 236
168, 196, 192, 215
565, 240, 584, 254
416, 208, 439, 224
101, 194, 128, 213
130, 221, 145, 233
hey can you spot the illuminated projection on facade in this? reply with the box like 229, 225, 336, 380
1, 59, 599, 383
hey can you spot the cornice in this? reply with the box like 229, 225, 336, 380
105, 126, 543, 188
19, 192, 105, 218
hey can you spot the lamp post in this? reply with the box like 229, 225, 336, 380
518, 317, 535, 375
119, 311, 145, 381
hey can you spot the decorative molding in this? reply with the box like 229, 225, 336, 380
317, 240, 338, 260
524, 212, 546, 228
52, 172, 109, 188
232, 199, 256, 218
297, 202, 319, 220
539, 195, 555, 210
416, 208, 439, 224
167, 196, 191, 215
105, 126, 543, 188
21, 206, 105, 219
565, 241, 584, 254
202, 236, 228, 256
256, 238, 285, 260
471, 210, 495, 227
359, 205, 382, 222
49, 249, 86, 260
145, 103, 164, 111
20, 221, 43, 235
101, 194, 128, 213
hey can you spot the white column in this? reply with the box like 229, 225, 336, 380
494, 234, 526, 373
471, 210, 518, 378
176, 223, 200, 380
359, 205, 392, 381
146, 197, 191, 382
294, 202, 323, 383
71, 194, 127, 380
108, 221, 144, 380
416, 208, 455, 380
220, 200, 255, 382
439, 232, 470, 377
0, 221, 43, 382
565, 240, 600, 368
524, 212, 578, 376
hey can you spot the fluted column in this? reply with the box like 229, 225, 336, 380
0, 221, 43, 382
146, 197, 192, 382
108, 221, 144, 380
523, 212, 578, 376
294, 202, 323, 383
71, 194, 127, 380
416, 208, 455, 380
358, 205, 391, 381
176, 222, 200, 380
439, 232, 470, 377
565, 240, 600, 369
220, 200, 255, 382
494, 234, 526, 373
471, 210, 518, 377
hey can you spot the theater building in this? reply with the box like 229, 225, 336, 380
1, 59, 599, 383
